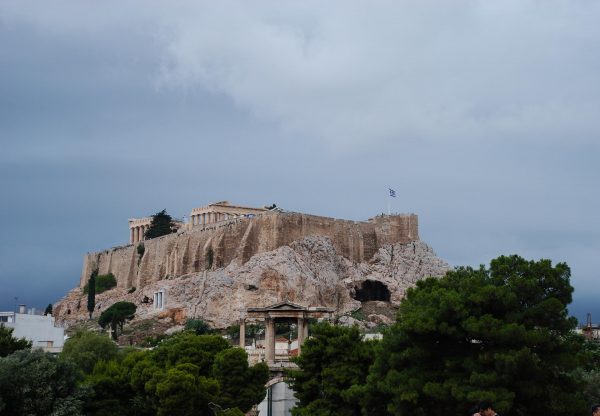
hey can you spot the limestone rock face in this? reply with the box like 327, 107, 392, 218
77, 212, 419, 291
55, 235, 449, 329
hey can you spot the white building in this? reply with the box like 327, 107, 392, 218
257, 379, 297, 416
0, 305, 65, 353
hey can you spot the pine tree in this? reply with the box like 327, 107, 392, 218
145, 209, 175, 239
364, 255, 587, 416
44, 303, 53, 316
87, 268, 97, 319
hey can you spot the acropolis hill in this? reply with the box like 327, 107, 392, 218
55, 202, 449, 331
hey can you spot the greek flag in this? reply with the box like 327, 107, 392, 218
389, 188, 396, 198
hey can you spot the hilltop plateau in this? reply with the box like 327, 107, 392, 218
54, 211, 449, 335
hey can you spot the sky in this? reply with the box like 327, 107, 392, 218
1, 1, 598, 323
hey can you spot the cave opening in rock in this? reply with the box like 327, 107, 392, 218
354, 280, 390, 302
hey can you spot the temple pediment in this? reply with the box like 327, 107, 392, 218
247, 301, 307, 312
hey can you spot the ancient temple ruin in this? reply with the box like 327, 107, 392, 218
128, 201, 268, 244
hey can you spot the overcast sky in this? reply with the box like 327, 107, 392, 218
1, 1, 598, 322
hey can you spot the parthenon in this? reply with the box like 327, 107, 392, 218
189, 201, 267, 227
128, 201, 269, 244
128, 217, 152, 244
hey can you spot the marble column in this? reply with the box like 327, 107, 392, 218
297, 318, 305, 355
130, 228, 134, 244
202, 213, 206, 225
239, 319, 246, 348
265, 318, 275, 363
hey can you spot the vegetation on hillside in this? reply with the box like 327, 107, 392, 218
86, 269, 96, 319
98, 301, 136, 340
83, 272, 117, 295
184, 319, 214, 335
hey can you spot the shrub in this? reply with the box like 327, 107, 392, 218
83, 273, 117, 295
127, 286, 136, 294
60, 329, 118, 374
206, 248, 214, 270
185, 319, 214, 335
136, 243, 145, 265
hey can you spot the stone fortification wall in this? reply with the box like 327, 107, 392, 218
80, 212, 418, 290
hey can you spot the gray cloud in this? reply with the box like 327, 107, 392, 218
0, 1, 598, 322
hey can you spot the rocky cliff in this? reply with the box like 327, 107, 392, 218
54, 212, 448, 330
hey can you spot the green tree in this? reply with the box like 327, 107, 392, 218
83, 333, 267, 416
289, 322, 377, 416
145, 209, 176, 240
0, 349, 85, 415
574, 337, 600, 406
98, 301, 136, 340
364, 255, 587, 416
0, 325, 31, 357
44, 303, 53, 316
60, 329, 118, 374
156, 364, 220, 416
185, 319, 214, 335
227, 324, 240, 341
87, 268, 97, 319
84, 356, 138, 416
152, 333, 230, 373
212, 348, 269, 412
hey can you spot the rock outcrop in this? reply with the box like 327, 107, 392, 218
55, 235, 449, 329
76, 212, 419, 290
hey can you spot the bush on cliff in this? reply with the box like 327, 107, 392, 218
185, 319, 214, 335
83, 273, 117, 295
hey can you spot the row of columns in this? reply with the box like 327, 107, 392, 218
240, 317, 309, 363
190, 212, 232, 226
130, 225, 149, 244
